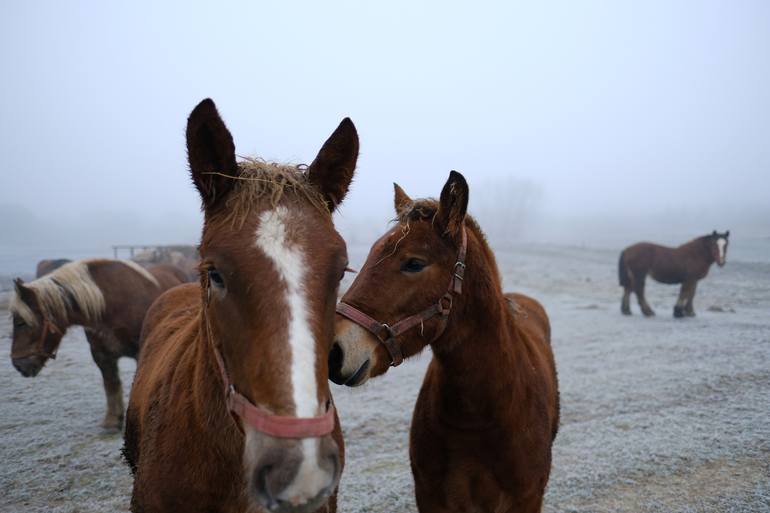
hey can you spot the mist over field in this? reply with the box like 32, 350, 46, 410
1, 3, 769, 512
1, 1, 769, 273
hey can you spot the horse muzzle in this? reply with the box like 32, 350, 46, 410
11, 356, 45, 378
245, 431, 341, 513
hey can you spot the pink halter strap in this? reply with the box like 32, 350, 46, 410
204, 296, 334, 439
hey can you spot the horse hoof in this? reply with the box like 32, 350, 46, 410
673, 307, 685, 318
642, 310, 655, 317
621, 308, 631, 316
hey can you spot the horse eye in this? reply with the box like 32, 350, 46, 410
401, 258, 426, 273
13, 318, 26, 329
208, 267, 225, 288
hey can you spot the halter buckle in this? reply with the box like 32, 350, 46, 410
438, 293, 453, 316
379, 323, 396, 342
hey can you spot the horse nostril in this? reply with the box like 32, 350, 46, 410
328, 343, 344, 381
256, 464, 276, 508
252, 446, 303, 508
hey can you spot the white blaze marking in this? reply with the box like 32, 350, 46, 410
254, 206, 330, 505
254, 206, 318, 418
716, 238, 727, 263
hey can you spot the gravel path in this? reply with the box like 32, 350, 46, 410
0, 243, 768, 512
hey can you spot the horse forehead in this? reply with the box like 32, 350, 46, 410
254, 206, 330, 281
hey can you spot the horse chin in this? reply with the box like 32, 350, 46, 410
718, 260, 726, 267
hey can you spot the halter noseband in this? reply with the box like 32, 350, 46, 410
336, 227, 467, 367
203, 288, 335, 439
10, 317, 62, 361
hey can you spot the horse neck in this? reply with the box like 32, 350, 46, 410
193, 311, 240, 434
428, 230, 525, 421
681, 237, 715, 264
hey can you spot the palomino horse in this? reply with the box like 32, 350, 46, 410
10, 259, 185, 430
619, 230, 729, 318
330, 172, 560, 513
124, 99, 357, 513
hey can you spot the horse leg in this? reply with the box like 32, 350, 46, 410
634, 274, 655, 317
621, 287, 632, 315
85, 329, 124, 431
685, 281, 697, 317
674, 281, 696, 318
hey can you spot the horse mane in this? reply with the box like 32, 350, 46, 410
10, 260, 106, 328
214, 158, 330, 229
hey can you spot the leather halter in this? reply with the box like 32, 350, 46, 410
10, 317, 62, 361
203, 286, 335, 439
336, 227, 467, 367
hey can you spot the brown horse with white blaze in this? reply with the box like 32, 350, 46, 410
124, 99, 358, 513
9, 259, 185, 430
619, 230, 730, 318
330, 172, 559, 513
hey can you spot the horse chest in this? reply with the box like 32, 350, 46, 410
411, 397, 547, 512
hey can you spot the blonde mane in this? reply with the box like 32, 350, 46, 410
10, 260, 106, 328
210, 158, 330, 228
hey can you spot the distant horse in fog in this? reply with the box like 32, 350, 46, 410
619, 231, 730, 318
9, 259, 186, 430
35, 258, 71, 278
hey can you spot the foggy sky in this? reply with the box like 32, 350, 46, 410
1, 1, 769, 250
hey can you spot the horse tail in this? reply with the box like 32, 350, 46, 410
619, 251, 632, 288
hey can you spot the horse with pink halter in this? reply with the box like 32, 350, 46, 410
124, 99, 358, 513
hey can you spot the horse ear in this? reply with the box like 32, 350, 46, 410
436, 171, 469, 238
13, 278, 37, 307
186, 98, 238, 209
712, 230, 717, 236
726, 230, 730, 238
393, 183, 413, 215
307, 118, 359, 212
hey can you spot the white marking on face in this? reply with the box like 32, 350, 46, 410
255, 206, 318, 419
254, 206, 331, 504
716, 238, 727, 263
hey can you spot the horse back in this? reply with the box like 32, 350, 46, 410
148, 263, 193, 288
505, 293, 559, 440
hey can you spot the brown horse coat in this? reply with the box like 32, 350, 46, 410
619, 231, 729, 317
125, 99, 357, 513
10, 259, 186, 429
331, 172, 559, 513
410, 292, 558, 513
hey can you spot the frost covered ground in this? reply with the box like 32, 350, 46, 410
0, 243, 768, 512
